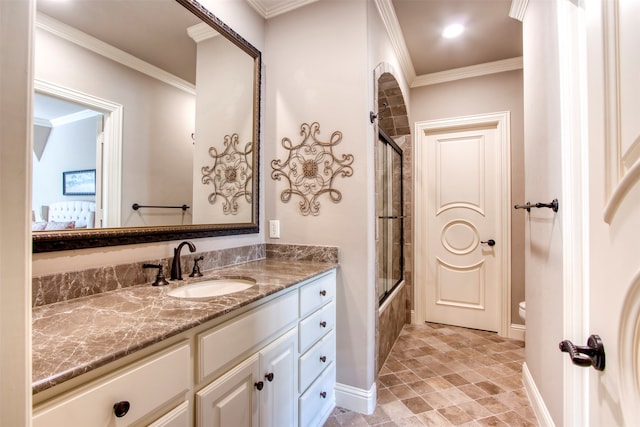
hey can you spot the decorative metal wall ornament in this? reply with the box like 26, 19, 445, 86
201, 133, 252, 215
271, 122, 354, 216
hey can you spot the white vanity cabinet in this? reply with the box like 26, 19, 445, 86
195, 269, 337, 427
297, 270, 336, 427
195, 289, 299, 427
32, 343, 191, 427
196, 328, 298, 427
32, 268, 337, 427
259, 328, 298, 427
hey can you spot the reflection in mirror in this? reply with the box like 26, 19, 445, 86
32, 0, 260, 252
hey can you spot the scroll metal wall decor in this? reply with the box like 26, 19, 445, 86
201, 133, 252, 215
271, 122, 354, 216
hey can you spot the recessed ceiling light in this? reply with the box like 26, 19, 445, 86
442, 24, 464, 39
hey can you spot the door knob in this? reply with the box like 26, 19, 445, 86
559, 334, 605, 371
481, 239, 496, 247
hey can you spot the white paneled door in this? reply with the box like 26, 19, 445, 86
583, 0, 640, 425
421, 115, 509, 333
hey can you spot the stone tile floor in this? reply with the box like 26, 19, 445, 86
324, 322, 537, 426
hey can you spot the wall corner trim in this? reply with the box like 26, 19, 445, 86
335, 382, 377, 415
411, 57, 523, 88
522, 362, 556, 427
373, 0, 417, 85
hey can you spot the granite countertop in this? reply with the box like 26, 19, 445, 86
32, 258, 337, 394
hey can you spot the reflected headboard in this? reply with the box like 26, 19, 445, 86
46, 201, 96, 229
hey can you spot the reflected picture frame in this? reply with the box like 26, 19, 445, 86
62, 169, 96, 196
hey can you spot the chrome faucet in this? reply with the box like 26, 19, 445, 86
171, 241, 196, 280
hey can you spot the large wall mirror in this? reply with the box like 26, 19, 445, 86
32, 0, 261, 252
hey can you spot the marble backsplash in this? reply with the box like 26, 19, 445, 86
266, 242, 339, 262
32, 243, 339, 307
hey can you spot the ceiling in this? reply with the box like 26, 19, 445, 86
35, 0, 522, 91
391, 0, 522, 76
249, 0, 523, 84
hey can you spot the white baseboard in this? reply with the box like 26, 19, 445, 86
522, 362, 555, 427
509, 323, 526, 341
334, 381, 376, 415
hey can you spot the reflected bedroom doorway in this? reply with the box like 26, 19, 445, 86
33, 80, 123, 229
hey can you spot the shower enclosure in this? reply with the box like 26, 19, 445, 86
376, 131, 404, 303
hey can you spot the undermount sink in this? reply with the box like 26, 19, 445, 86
168, 278, 256, 298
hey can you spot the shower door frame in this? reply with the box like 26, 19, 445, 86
376, 129, 404, 304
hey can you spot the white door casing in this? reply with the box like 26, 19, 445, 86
414, 112, 512, 337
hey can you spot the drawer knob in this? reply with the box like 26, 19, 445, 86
255, 381, 264, 391
320, 290, 327, 296
320, 321, 327, 328
320, 356, 327, 363
320, 391, 327, 398
113, 401, 130, 418
265, 372, 274, 382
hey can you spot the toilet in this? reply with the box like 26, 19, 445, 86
519, 301, 526, 322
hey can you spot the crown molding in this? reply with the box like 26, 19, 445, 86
509, 0, 529, 22
33, 117, 52, 128
246, 0, 320, 19
187, 22, 220, 43
36, 12, 195, 95
49, 109, 102, 127
373, 0, 416, 85
411, 56, 523, 88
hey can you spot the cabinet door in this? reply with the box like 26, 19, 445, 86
196, 354, 260, 427
259, 328, 297, 427
148, 401, 190, 427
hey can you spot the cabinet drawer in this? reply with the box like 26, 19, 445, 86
198, 290, 297, 382
299, 301, 335, 353
33, 343, 190, 427
299, 363, 335, 427
299, 271, 336, 318
299, 330, 335, 393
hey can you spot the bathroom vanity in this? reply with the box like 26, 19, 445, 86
31, 259, 337, 427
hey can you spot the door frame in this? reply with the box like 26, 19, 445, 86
414, 111, 513, 337
34, 79, 123, 227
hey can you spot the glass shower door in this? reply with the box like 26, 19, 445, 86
376, 132, 404, 303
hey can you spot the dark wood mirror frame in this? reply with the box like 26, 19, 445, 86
32, 0, 261, 253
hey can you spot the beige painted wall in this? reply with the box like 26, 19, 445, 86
192, 34, 255, 224
409, 70, 526, 326
264, 0, 375, 396
522, 0, 565, 423
523, 0, 564, 425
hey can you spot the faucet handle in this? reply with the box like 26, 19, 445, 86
189, 256, 204, 278
143, 263, 170, 286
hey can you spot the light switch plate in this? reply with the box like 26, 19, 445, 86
269, 220, 280, 239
